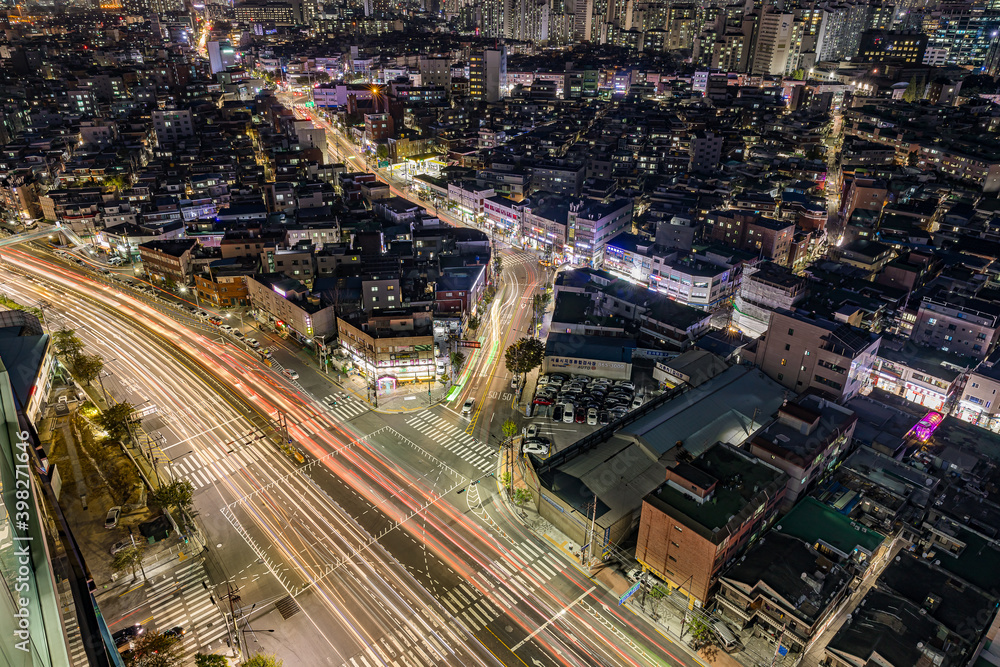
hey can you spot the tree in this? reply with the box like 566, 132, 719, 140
53, 328, 85, 360
73, 354, 105, 386
242, 656, 283, 667
96, 401, 134, 442
150, 480, 195, 516
126, 631, 181, 666
531, 292, 551, 327
194, 656, 229, 667
501, 419, 518, 440
450, 350, 465, 371
504, 338, 545, 378
375, 144, 389, 160
467, 314, 481, 331
492, 252, 503, 277
512, 488, 532, 506
111, 543, 146, 580
686, 616, 719, 661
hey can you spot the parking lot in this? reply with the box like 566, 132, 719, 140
523, 369, 659, 458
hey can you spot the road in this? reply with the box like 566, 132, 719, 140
2, 247, 704, 667
287, 95, 551, 442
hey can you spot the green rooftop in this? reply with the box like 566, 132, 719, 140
777, 498, 885, 557
936, 527, 1000, 595
651, 445, 784, 533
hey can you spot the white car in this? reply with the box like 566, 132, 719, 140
246, 338, 260, 349
462, 398, 475, 416
522, 442, 548, 456
526, 424, 540, 439
283, 369, 299, 381
631, 395, 644, 410
220, 324, 233, 333
587, 408, 598, 425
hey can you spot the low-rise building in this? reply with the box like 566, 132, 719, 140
542, 333, 635, 380
246, 273, 337, 342
874, 341, 970, 413
911, 288, 1000, 362
336, 308, 436, 386
139, 239, 198, 285
732, 262, 808, 339
751, 309, 881, 402
637, 443, 788, 605
716, 532, 851, 655
748, 395, 857, 507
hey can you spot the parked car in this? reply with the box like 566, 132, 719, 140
196, 311, 209, 319
511, 376, 519, 389
208, 316, 223, 326
533, 396, 555, 406
626, 568, 643, 583
283, 368, 299, 381
109, 539, 131, 555
537, 375, 550, 386
598, 410, 610, 425
575, 407, 587, 423
462, 398, 474, 416
563, 404, 575, 423
615, 381, 636, 391
552, 405, 564, 422
526, 424, 540, 439
522, 441, 549, 456
231, 330, 245, 340
587, 408, 598, 425
631, 395, 644, 410
105, 506, 121, 529
246, 338, 260, 349
220, 324, 233, 333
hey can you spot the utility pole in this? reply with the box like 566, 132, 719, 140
222, 583, 243, 659
582, 492, 598, 566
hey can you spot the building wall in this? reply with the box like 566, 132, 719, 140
542, 355, 631, 380
911, 299, 999, 361
636, 501, 719, 604
245, 277, 336, 338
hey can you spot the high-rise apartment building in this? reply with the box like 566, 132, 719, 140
151, 108, 194, 146
207, 40, 236, 74
750, 11, 795, 75
469, 47, 507, 103
508, 0, 549, 42
816, 2, 870, 62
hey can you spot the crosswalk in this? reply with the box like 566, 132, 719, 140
319, 392, 368, 424
168, 441, 271, 489
58, 580, 88, 666
336, 539, 567, 667
403, 413, 494, 472
444, 539, 567, 632
145, 558, 229, 662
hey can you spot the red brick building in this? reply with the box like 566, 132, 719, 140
636, 444, 787, 605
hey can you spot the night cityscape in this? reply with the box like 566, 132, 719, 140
3, 0, 1000, 666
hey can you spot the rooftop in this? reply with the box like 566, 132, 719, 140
777, 498, 886, 559
545, 332, 635, 363
721, 532, 850, 625
646, 443, 786, 536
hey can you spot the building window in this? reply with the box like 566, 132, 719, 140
788, 328, 794, 335
781, 358, 787, 366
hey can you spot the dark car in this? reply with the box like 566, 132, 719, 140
599, 410, 610, 425
552, 405, 564, 422
162, 626, 186, 639
524, 436, 551, 445
575, 407, 587, 423
113, 624, 145, 648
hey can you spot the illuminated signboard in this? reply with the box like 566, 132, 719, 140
273, 286, 287, 297
909, 411, 943, 442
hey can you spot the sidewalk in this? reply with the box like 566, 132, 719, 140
495, 448, 729, 667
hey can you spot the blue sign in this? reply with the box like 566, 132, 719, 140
618, 581, 642, 606
778, 646, 788, 657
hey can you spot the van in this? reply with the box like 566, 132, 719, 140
713, 622, 740, 652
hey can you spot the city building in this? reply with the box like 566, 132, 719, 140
138, 239, 198, 285
566, 197, 633, 267
731, 262, 808, 339
910, 289, 1000, 362
637, 442, 788, 605
716, 532, 852, 654
751, 309, 881, 401
151, 108, 194, 146
469, 47, 507, 103
747, 394, 857, 507
705, 210, 795, 267
246, 273, 337, 342
856, 30, 928, 64
336, 307, 436, 388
